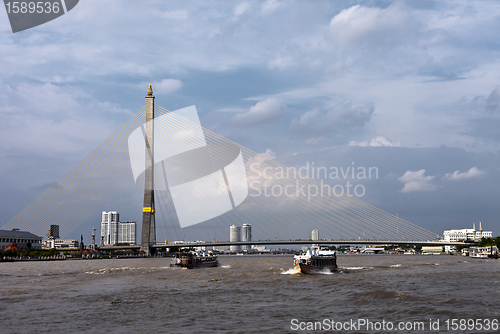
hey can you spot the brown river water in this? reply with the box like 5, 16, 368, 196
0, 255, 499, 334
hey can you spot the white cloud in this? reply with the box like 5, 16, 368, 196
327, 4, 414, 47
398, 169, 437, 193
0, 80, 131, 156
349, 136, 403, 147
232, 98, 287, 126
486, 87, 500, 112
443, 167, 485, 181
142, 79, 182, 95
262, 0, 281, 14
216, 107, 247, 113
163, 10, 189, 20
234, 2, 249, 16
260, 148, 276, 160
268, 55, 293, 71
291, 102, 374, 135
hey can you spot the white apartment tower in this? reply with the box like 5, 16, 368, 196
312, 229, 319, 249
242, 223, 252, 251
312, 229, 319, 241
230, 225, 241, 252
118, 222, 137, 244
101, 211, 136, 245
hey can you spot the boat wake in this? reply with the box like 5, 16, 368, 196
317, 268, 335, 275
340, 266, 366, 270
280, 267, 338, 275
84, 266, 172, 275
281, 267, 301, 275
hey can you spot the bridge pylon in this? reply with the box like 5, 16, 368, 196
140, 84, 156, 255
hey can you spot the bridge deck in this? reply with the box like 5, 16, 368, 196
152, 239, 474, 249
51, 240, 473, 252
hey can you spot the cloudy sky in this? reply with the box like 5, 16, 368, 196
1, 0, 500, 239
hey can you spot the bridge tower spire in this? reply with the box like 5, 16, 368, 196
141, 84, 156, 255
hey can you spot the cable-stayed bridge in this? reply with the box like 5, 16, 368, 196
2, 86, 467, 252
91, 239, 473, 253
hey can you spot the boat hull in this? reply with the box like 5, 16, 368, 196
171, 252, 218, 269
294, 263, 337, 274
184, 261, 218, 269
469, 254, 489, 259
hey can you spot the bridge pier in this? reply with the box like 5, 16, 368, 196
141, 84, 156, 256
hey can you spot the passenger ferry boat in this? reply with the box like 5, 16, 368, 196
293, 249, 337, 274
171, 251, 218, 269
469, 246, 498, 259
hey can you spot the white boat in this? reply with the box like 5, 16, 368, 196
469, 247, 490, 259
293, 249, 337, 274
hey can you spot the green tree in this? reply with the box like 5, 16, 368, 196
48, 248, 59, 256
479, 237, 494, 247
22, 249, 33, 257
4, 249, 18, 257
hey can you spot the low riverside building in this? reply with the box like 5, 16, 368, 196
443, 223, 493, 252
422, 246, 445, 254
443, 222, 492, 242
42, 239, 79, 249
82, 249, 102, 258
0, 229, 42, 250
361, 247, 385, 254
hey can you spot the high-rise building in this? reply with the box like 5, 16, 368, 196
101, 211, 119, 245
230, 225, 241, 252
242, 223, 252, 251
312, 229, 319, 249
118, 221, 137, 244
47, 225, 60, 239
102, 211, 119, 224
100, 211, 136, 245
312, 229, 319, 241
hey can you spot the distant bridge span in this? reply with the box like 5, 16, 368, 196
150, 239, 475, 250
92, 240, 474, 252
